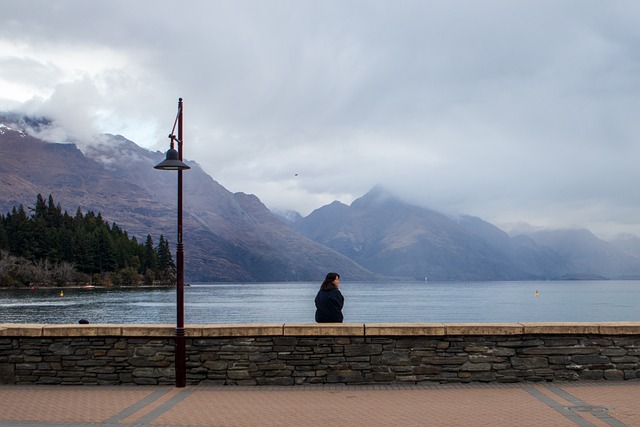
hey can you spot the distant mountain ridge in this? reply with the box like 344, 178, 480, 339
3, 118, 640, 282
0, 121, 377, 282
291, 187, 640, 280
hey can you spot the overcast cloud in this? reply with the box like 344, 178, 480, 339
1, 0, 640, 238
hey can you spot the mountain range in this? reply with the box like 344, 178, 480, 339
0, 121, 375, 282
289, 188, 640, 280
2, 118, 640, 282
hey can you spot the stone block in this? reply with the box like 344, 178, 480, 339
611, 356, 638, 363
326, 369, 364, 383
381, 351, 410, 365
264, 369, 293, 378
133, 367, 163, 378
344, 344, 382, 357
510, 356, 548, 370
273, 337, 298, 346
460, 362, 491, 372
228, 370, 251, 380
548, 355, 571, 365
220, 344, 260, 353
248, 353, 272, 363
544, 339, 579, 346
601, 348, 627, 357
412, 366, 441, 375
0, 363, 15, 384
491, 347, 516, 357
604, 369, 624, 380
256, 376, 294, 385
471, 372, 496, 382
371, 372, 396, 382
37, 377, 62, 384
259, 362, 288, 371
500, 339, 544, 348
469, 354, 505, 363
76, 360, 107, 367
202, 360, 228, 371
321, 356, 346, 366
133, 377, 158, 385
129, 357, 170, 368
522, 347, 598, 356
429, 356, 467, 365
570, 355, 612, 366
292, 370, 315, 377
465, 345, 491, 353
395, 374, 420, 382
579, 369, 604, 380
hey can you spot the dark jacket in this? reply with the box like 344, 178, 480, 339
315, 287, 344, 323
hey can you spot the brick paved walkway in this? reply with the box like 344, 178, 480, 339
1, 381, 639, 426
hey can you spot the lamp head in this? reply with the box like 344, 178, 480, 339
155, 146, 190, 171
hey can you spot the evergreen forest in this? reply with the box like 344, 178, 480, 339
0, 194, 175, 288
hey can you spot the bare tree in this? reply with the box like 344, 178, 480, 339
54, 261, 77, 286
32, 258, 54, 286
0, 251, 32, 287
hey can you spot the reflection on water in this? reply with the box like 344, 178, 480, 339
1, 280, 640, 324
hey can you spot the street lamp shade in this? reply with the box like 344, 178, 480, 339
154, 147, 191, 170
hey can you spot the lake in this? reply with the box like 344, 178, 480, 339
1, 280, 639, 324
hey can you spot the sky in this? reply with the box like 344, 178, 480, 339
1, 0, 640, 239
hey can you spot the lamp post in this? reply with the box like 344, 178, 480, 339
154, 97, 190, 387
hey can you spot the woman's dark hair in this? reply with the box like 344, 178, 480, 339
320, 272, 340, 291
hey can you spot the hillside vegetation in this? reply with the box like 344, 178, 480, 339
0, 194, 175, 288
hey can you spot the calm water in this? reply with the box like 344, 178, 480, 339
1, 280, 639, 324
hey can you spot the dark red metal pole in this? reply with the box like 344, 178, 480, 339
175, 97, 186, 387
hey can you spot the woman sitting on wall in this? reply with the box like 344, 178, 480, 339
314, 272, 344, 323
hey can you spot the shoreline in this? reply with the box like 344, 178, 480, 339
0, 284, 176, 290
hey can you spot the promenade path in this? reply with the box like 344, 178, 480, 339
1, 381, 639, 427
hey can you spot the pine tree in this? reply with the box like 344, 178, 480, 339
144, 234, 157, 273
155, 235, 176, 285
156, 235, 175, 273
92, 225, 116, 273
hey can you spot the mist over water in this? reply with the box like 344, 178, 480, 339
1, 281, 639, 325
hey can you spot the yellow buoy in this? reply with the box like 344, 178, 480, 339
59, 291, 64, 297
535, 290, 539, 297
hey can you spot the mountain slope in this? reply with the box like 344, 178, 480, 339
293, 188, 530, 280
0, 123, 377, 281
293, 188, 640, 280
526, 229, 640, 279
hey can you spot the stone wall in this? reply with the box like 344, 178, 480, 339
1, 323, 640, 385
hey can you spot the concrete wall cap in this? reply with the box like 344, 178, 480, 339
199, 324, 284, 337
445, 323, 524, 335
0, 323, 44, 336
120, 324, 176, 337
365, 323, 446, 336
520, 322, 600, 334
3, 322, 640, 337
42, 324, 123, 337
283, 323, 364, 336
596, 321, 640, 334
